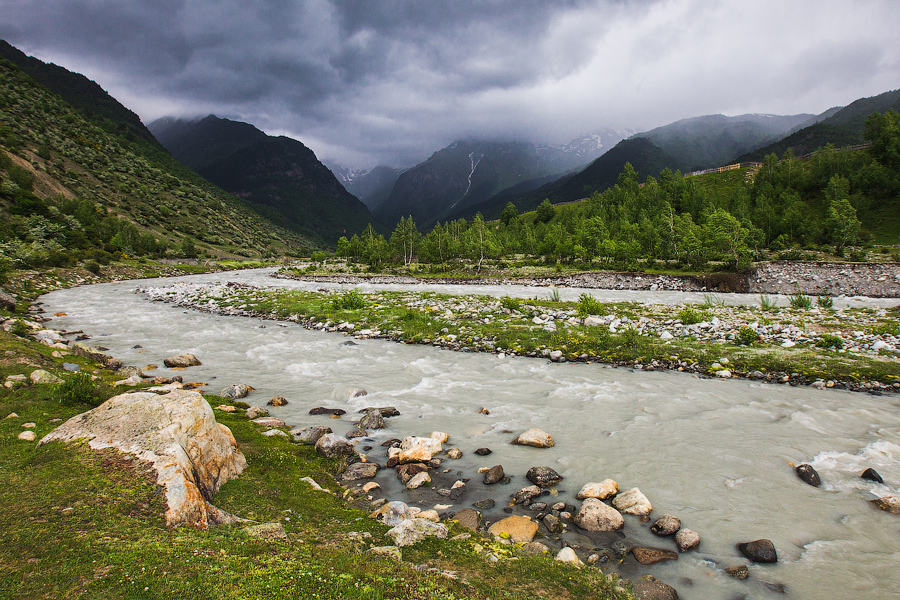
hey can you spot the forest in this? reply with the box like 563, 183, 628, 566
336, 110, 900, 272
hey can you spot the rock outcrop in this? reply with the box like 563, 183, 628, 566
39, 389, 246, 529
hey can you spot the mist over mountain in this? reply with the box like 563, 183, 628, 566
149, 115, 382, 245
328, 165, 404, 211
636, 113, 813, 171
372, 129, 630, 228
737, 89, 900, 161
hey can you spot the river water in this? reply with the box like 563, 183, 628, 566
39, 269, 900, 600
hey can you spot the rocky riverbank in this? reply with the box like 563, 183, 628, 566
277, 260, 900, 297
135, 280, 900, 393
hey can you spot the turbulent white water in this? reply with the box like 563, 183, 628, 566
39, 269, 900, 600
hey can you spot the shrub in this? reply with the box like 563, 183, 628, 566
9, 319, 29, 337
330, 289, 366, 310
547, 287, 561, 302
84, 260, 101, 275
53, 372, 111, 407
758, 294, 777, 310
701, 294, 725, 308
816, 334, 844, 350
577, 293, 603, 318
816, 295, 834, 309
789, 290, 813, 309
500, 296, 522, 311
677, 307, 704, 325
737, 326, 757, 345
310, 251, 328, 263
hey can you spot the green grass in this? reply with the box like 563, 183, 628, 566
0, 329, 634, 600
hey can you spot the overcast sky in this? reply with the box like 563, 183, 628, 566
2, 0, 899, 169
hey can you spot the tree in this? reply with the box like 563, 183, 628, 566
705, 208, 748, 267
500, 201, 519, 226
180, 236, 197, 258
462, 213, 499, 272
824, 175, 861, 250
389, 216, 420, 266
535, 199, 555, 223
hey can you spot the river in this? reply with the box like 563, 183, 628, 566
39, 269, 900, 600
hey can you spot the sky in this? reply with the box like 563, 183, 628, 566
2, 0, 899, 170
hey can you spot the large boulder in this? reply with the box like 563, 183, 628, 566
483, 465, 505, 484
612, 487, 652, 516
163, 353, 201, 368
342, 462, 379, 481
387, 518, 448, 547
511, 428, 554, 448
290, 425, 332, 444
39, 390, 245, 529
396, 436, 442, 463
0, 289, 17, 311
488, 515, 539, 543
454, 508, 482, 531
574, 498, 624, 532
314, 433, 354, 458
675, 528, 701, 552
30, 369, 63, 384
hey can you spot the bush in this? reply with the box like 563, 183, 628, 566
310, 251, 328, 263
816, 295, 834, 309
789, 290, 813, 309
53, 371, 110, 407
758, 294, 777, 310
330, 289, 366, 310
816, 334, 844, 350
737, 326, 757, 345
84, 260, 101, 275
677, 307, 705, 325
577, 293, 604, 318
500, 296, 522, 311
9, 319, 29, 337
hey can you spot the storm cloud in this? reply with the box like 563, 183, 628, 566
2, 0, 898, 168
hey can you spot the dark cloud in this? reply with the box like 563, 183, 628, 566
2, 0, 898, 168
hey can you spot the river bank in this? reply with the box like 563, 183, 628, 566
0, 314, 635, 600
278, 260, 900, 297
137, 279, 900, 393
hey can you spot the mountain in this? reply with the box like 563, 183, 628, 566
637, 113, 813, 171
0, 49, 314, 261
374, 129, 630, 228
329, 165, 403, 211
451, 137, 680, 222
736, 89, 900, 161
149, 115, 382, 245
0, 40, 160, 148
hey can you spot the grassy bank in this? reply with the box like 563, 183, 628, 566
0, 329, 633, 600
144, 283, 900, 390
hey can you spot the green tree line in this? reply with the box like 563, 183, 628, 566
336, 111, 899, 271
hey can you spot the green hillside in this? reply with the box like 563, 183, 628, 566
738, 89, 900, 162
0, 56, 314, 270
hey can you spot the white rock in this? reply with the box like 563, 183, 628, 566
18, 431, 36, 441
555, 547, 583, 566
39, 390, 246, 529
576, 479, 619, 500
512, 428, 555, 448
611, 487, 652, 516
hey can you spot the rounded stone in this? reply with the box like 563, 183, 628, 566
573, 498, 624, 532
511, 428, 554, 448
483, 465, 505, 485
526, 466, 563, 487
650, 514, 681, 536
737, 539, 778, 563
796, 464, 821, 487
674, 528, 700, 552
576, 479, 619, 500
